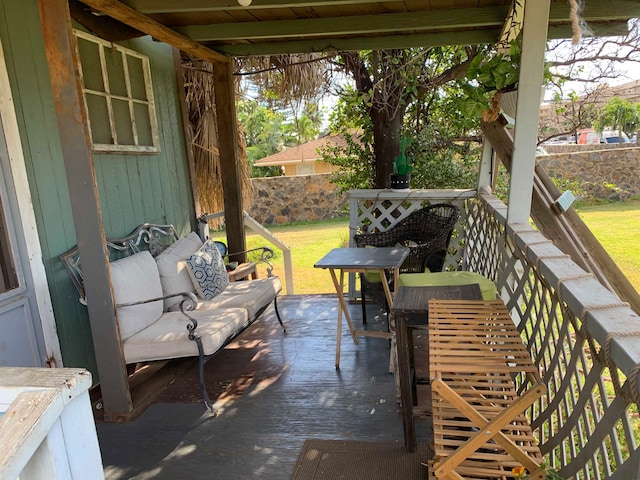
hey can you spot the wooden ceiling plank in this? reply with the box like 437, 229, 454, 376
124, 0, 402, 14
76, 0, 230, 63
171, 0, 640, 43
548, 0, 640, 22
175, 6, 510, 41
215, 28, 502, 56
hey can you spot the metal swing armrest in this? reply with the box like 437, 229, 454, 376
227, 246, 277, 278
116, 292, 217, 415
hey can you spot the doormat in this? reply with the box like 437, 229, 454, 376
290, 439, 431, 480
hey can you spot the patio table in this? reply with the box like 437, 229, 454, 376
390, 284, 483, 451
314, 246, 409, 368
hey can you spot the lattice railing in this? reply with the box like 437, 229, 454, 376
467, 194, 640, 480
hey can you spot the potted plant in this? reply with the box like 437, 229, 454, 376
460, 41, 521, 121
390, 136, 412, 191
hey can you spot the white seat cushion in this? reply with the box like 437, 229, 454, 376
197, 276, 281, 319
155, 232, 203, 310
110, 251, 164, 340
122, 308, 248, 363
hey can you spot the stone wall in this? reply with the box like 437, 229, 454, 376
247, 174, 347, 224
537, 146, 640, 200
244, 147, 640, 226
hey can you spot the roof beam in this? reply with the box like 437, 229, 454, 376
213, 21, 628, 57
218, 29, 502, 56
76, 0, 229, 63
176, 6, 510, 42
496, 0, 525, 53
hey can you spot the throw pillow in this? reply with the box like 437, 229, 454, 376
155, 232, 203, 310
185, 240, 230, 300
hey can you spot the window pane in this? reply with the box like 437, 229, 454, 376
127, 56, 147, 101
0, 196, 18, 293
105, 49, 127, 97
133, 103, 153, 146
86, 94, 112, 145
113, 99, 134, 145
76, 37, 104, 92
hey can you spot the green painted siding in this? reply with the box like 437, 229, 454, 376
0, 0, 196, 380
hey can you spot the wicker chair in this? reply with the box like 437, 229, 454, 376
353, 203, 460, 322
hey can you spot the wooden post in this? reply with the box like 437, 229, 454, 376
507, 0, 550, 224
213, 60, 247, 260
173, 48, 201, 221
38, 0, 132, 415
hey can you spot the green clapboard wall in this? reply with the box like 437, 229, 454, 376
0, 0, 196, 381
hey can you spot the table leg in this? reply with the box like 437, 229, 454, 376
329, 268, 358, 368
380, 268, 394, 307
394, 314, 416, 451
381, 268, 397, 375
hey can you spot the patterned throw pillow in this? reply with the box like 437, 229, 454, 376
185, 240, 230, 300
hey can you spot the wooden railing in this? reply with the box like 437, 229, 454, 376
0, 368, 104, 479
348, 189, 640, 478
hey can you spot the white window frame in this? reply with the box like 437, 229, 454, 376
74, 30, 160, 153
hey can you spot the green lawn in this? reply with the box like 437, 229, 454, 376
575, 199, 640, 290
212, 200, 640, 295
212, 217, 351, 294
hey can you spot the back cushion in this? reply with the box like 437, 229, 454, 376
155, 232, 203, 310
110, 251, 164, 340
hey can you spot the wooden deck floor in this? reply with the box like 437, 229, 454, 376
96, 294, 433, 479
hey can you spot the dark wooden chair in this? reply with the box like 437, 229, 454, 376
353, 203, 460, 322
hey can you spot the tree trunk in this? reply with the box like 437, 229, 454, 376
372, 109, 404, 188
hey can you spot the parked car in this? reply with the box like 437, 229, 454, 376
577, 129, 600, 145
600, 130, 630, 143
577, 129, 631, 144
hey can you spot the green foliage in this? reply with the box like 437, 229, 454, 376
319, 86, 376, 191
237, 99, 287, 177
322, 81, 481, 191
550, 176, 587, 198
406, 126, 478, 190
237, 99, 325, 177
594, 96, 640, 136
466, 41, 521, 92
461, 41, 522, 117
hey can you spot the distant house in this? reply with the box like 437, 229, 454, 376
253, 135, 347, 176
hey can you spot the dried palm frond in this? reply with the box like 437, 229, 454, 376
235, 54, 333, 103
183, 58, 252, 228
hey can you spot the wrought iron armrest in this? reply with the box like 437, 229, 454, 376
228, 246, 276, 277
117, 292, 199, 325
116, 291, 216, 414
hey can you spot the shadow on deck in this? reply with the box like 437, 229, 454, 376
96, 294, 433, 479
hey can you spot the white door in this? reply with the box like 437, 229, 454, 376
0, 38, 61, 367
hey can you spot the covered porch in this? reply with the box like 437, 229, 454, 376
1, 0, 639, 478
94, 191, 640, 479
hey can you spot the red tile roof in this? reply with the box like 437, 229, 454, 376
253, 135, 347, 166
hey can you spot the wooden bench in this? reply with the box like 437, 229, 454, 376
428, 299, 546, 479
60, 223, 285, 416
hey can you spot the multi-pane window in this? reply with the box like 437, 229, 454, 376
74, 30, 160, 153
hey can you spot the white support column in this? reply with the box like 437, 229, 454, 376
477, 140, 495, 191
507, 0, 550, 224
